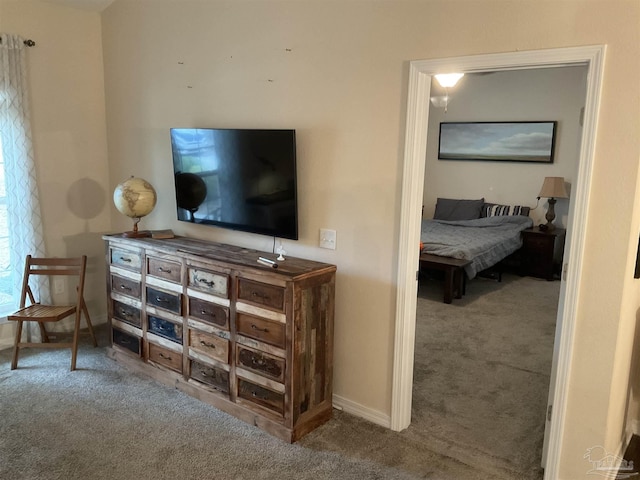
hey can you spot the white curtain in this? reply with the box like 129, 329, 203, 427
0, 33, 49, 333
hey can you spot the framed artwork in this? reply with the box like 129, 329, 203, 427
438, 121, 557, 163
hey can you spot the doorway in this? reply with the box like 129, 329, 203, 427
391, 46, 606, 480
412, 65, 587, 476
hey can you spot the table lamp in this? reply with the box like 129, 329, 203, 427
538, 176, 569, 231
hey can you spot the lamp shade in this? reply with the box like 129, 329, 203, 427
538, 176, 569, 199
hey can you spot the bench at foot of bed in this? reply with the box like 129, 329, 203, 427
419, 254, 471, 304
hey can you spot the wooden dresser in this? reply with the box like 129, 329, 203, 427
103, 235, 336, 442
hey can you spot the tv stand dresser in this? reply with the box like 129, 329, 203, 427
103, 235, 336, 442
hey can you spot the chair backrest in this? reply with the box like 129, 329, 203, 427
20, 255, 87, 308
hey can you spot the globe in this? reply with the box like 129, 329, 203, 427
113, 176, 157, 237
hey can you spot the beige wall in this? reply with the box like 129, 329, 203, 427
423, 66, 588, 228
0, 0, 111, 346
99, 2, 640, 478
2, 0, 638, 479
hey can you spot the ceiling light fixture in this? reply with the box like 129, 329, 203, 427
434, 73, 465, 88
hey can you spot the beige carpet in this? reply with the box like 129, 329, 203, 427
0, 272, 558, 479
407, 271, 559, 479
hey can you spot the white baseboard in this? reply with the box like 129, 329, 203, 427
332, 393, 391, 428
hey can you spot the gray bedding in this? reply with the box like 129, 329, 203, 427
420, 215, 534, 279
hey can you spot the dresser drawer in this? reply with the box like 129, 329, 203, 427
237, 278, 285, 312
147, 256, 182, 283
523, 236, 553, 252
148, 316, 183, 344
111, 275, 141, 299
190, 360, 229, 393
112, 300, 141, 328
190, 330, 229, 364
237, 313, 285, 349
237, 378, 284, 416
112, 328, 141, 356
236, 345, 285, 383
188, 267, 229, 298
146, 287, 182, 314
110, 247, 142, 271
188, 297, 229, 329
148, 342, 182, 373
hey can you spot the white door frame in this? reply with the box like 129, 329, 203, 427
391, 45, 606, 480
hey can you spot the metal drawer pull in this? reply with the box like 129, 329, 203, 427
251, 324, 269, 333
251, 390, 266, 400
251, 291, 269, 300
119, 256, 132, 263
156, 296, 170, 303
158, 352, 172, 360
200, 309, 213, 316
119, 309, 132, 317
157, 267, 172, 274
199, 370, 209, 377
198, 278, 215, 287
251, 358, 265, 367
200, 340, 216, 349
119, 284, 132, 291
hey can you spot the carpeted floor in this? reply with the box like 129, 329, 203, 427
0, 272, 558, 480
408, 271, 559, 479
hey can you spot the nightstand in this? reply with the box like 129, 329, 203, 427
521, 227, 566, 280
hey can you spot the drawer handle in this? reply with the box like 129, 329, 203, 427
251, 357, 266, 367
200, 340, 216, 349
200, 309, 214, 316
199, 370, 209, 377
119, 256, 132, 263
251, 324, 269, 333
155, 296, 171, 303
118, 338, 131, 345
158, 352, 172, 360
198, 278, 216, 287
251, 291, 269, 300
118, 284, 132, 291
251, 390, 266, 400
157, 267, 172, 274
119, 309, 132, 318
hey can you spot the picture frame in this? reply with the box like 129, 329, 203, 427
438, 121, 557, 163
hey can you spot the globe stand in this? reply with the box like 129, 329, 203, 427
122, 217, 151, 238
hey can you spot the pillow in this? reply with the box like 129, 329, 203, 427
482, 203, 530, 217
433, 198, 484, 221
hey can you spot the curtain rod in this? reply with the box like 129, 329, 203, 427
0, 38, 36, 47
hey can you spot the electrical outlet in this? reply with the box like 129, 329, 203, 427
54, 278, 64, 295
319, 228, 337, 250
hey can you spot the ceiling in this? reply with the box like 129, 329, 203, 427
41, 0, 115, 12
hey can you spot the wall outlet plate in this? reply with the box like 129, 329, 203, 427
319, 228, 337, 250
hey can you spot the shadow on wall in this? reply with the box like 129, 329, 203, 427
66, 177, 107, 227
62, 177, 110, 327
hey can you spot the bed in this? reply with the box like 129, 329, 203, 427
419, 197, 533, 302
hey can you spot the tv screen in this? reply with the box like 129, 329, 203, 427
170, 128, 298, 240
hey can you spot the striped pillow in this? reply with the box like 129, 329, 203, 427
482, 203, 530, 217
484, 204, 511, 217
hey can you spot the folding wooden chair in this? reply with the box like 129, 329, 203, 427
8, 255, 97, 371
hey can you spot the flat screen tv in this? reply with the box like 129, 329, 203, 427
170, 128, 298, 240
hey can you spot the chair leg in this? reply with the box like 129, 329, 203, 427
70, 311, 82, 371
82, 299, 97, 348
11, 320, 23, 370
38, 322, 50, 343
